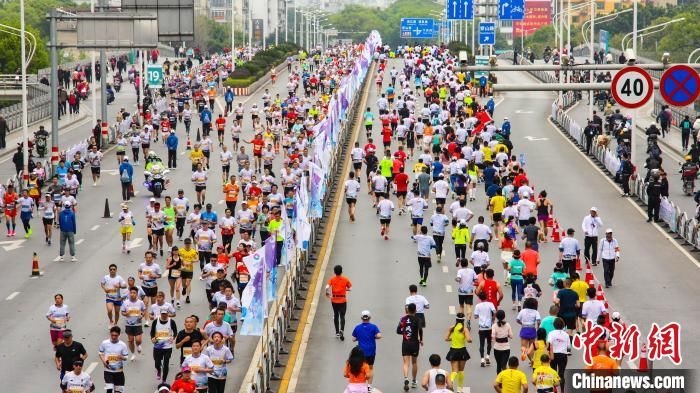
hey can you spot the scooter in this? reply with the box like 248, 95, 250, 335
34, 133, 48, 157
680, 163, 699, 196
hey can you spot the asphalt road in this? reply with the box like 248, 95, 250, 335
0, 66, 291, 392
292, 61, 700, 392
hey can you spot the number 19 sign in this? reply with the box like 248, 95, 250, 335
147, 64, 164, 89
611, 67, 653, 109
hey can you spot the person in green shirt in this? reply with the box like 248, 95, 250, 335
267, 208, 284, 266
163, 196, 176, 248
508, 249, 526, 311
539, 305, 559, 339
379, 152, 393, 180
494, 356, 528, 393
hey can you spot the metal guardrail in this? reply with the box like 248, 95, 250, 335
548, 88, 700, 251
0, 84, 52, 133
0, 74, 39, 86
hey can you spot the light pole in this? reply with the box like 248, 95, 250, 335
293, 0, 297, 45
19, 0, 29, 184
91, 0, 97, 126
231, 0, 235, 57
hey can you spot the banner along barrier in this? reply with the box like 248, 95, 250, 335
236, 31, 382, 393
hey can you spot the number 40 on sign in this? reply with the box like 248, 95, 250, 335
611, 66, 653, 109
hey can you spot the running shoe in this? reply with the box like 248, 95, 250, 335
403, 379, 409, 392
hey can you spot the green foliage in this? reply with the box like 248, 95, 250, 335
193, 15, 246, 54
225, 42, 300, 87
570, 3, 700, 62
0, 0, 75, 74
447, 41, 470, 55
0, 20, 49, 74
327, 0, 444, 47
523, 25, 555, 57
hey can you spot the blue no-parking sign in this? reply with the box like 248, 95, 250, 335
659, 65, 700, 107
479, 22, 496, 45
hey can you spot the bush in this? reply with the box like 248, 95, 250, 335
224, 77, 256, 88
225, 42, 300, 88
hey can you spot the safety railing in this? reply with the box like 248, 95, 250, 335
548, 87, 700, 251
237, 32, 382, 393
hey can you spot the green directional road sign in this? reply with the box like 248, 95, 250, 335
146, 64, 163, 88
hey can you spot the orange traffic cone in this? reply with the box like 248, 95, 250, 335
186, 136, 192, 150
551, 221, 561, 242
596, 284, 605, 301
638, 343, 649, 372
576, 257, 582, 272
547, 217, 554, 228
585, 262, 595, 288
31, 252, 41, 277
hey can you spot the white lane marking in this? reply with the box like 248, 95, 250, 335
515, 109, 534, 114
85, 361, 98, 375
0, 239, 25, 251
130, 237, 144, 249
91, 225, 100, 231
54, 256, 61, 262
442, 265, 449, 273
546, 116, 700, 269
448, 305, 456, 315
218, 200, 224, 205
524, 136, 549, 141
76, 239, 85, 245
445, 284, 453, 293
5, 291, 20, 300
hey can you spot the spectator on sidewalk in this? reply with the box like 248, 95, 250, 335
58, 87, 68, 119
0, 115, 7, 149
12, 145, 23, 175
681, 115, 693, 151
656, 105, 671, 138
92, 120, 102, 150
693, 117, 700, 146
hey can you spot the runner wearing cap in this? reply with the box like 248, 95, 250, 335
55, 329, 88, 381
597, 228, 620, 288
118, 204, 135, 253
582, 207, 603, 266
170, 367, 196, 393
150, 308, 178, 383
351, 310, 381, 383
60, 359, 94, 393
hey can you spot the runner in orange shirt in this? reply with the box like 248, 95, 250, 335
325, 264, 352, 341
222, 175, 240, 212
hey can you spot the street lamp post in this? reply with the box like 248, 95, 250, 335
231, 0, 235, 56
20, 0, 29, 185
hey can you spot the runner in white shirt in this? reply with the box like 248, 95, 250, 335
516, 194, 535, 227
371, 174, 388, 207
407, 194, 428, 237
455, 259, 478, 320
101, 264, 127, 326
406, 284, 430, 328
344, 172, 361, 222
60, 361, 95, 393
432, 175, 450, 208
473, 292, 497, 366
376, 194, 394, 240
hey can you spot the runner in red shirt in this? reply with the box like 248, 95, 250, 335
393, 167, 410, 213
381, 126, 392, 149
170, 368, 196, 393
476, 269, 504, 309
393, 146, 407, 163
363, 139, 377, 155
215, 114, 226, 146
246, 134, 265, 173
3, 184, 18, 236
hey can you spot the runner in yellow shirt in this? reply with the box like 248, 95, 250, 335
178, 238, 199, 304
494, 356, 528, 393
531, 354, 560, 393
490, 193, 507, 239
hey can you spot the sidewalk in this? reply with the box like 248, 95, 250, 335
566, 99, 698, 215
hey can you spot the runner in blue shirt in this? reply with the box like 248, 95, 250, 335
351, 310, 381, 383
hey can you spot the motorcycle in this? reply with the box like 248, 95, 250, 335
106, 86, 115, 105
114, 77, 122, 93
34, 131, 48, 158
680, 163, 699, 196
143, 164, 170, 198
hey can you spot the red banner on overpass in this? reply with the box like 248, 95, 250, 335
513, 0, 551, 38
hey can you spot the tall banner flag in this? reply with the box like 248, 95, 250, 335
239, 244, 267, 336
264, 236, 277, 303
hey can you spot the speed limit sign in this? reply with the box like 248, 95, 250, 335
611, 66, 653, 109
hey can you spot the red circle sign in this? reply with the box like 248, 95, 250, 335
611, 66, 654, 109
660, 65, 700, 107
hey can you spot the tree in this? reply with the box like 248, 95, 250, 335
0, 21, 49, 74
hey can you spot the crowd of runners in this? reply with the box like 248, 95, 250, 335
26, 41, 372, 393
334, 45, 625, 393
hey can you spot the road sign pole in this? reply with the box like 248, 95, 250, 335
99, 0, 108, 135
49, 11, 59, 171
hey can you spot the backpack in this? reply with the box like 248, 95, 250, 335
120, 168, 130, 183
